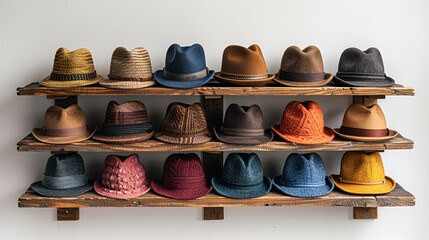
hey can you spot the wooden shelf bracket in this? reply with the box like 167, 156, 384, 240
57, 208, 79, 221
353, 207, 378, 219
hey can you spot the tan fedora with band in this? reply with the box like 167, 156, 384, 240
274, 46, 333, 87
334, 103, 398, 141
32, 104, 96, 144
99, 47, 155, 89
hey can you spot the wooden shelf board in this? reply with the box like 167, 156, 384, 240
18, 184, 414, 208
17, 82, 415, 96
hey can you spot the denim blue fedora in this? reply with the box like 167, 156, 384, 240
154, 43, 214, 89
273, 152, 334, 198
212, 153, 272, 199
30, 153, 93, 197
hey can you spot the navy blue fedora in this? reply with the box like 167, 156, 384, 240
154, 43, 214, 89
212, 153, 272, 199
31, 153, 93, 197
273, 153, 334, 198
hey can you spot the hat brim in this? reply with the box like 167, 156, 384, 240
330, 175, 396, 195
332, 75, 395, 87
99, 78, 156, 89
93, 180, 151, 199
32, 127, 97, 144
273, 73, 333, 87
154, 130, 212, 144
30, 180, 94, 198
213, 126, 273, 145
211, 176, 272, 199
271, 125, 335, 145
214, 72, 275, 87
153, 70, 214, 89
39, 75, 104, 88
333, 128, 398, 142
151, 180, 212, 199
272, 176, 334, 198
92, 130, 154, 144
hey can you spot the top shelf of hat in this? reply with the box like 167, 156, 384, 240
17, 82, 414, 96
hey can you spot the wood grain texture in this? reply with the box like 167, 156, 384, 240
57, 208, 79, 221
18, 184, 414, 208
17, 82, 415, 96
353, 207, 378, 219
204, 207, 224, 220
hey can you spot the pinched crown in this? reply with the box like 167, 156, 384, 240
339, 152, 386, 183
104, 101, 149, 125
109, 47, 152, 80
51, 48, 96, 75
279, 101, 325, 136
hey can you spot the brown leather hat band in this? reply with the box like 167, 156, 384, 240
279, 70, 325, 82
41, 125, 88, 137
220, 72, 268, 80
108, 74, 153, 82
50, 71, 97, 81
340, 126, 389, 137
336, 72, 386, 81
338, 177, 385, 185
221, 126, 265, 137
163, 68, 208, 81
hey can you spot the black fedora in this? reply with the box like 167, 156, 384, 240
214, 104, 273, 145
333, 47, 395, 87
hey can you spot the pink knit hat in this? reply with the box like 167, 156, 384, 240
94, 154, 151, 199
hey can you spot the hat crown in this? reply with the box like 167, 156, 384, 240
162, 154, 207, 186
221, 44, 268, 75
109, 47, 152, 79
342, 104, 387, 129
44, 153, 85, 177
280, 153, 326, 184
164, 44, 207, 74
221, 153, 264, 186
160, 102, 209, 136
223, 104, 264, 130
339, 152, 386, 183
51, 48, 96, 75
338, 47, 385, 74
104, 101, 149, 125
43, 104, 87, 130
279, 101, 325, 135
101, 154, 150, 191
280, 46, 325, 74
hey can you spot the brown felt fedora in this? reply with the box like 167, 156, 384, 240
92, 101, 154, 143
32, 104, 96, 144
155, 102, 212, 144
274, 46, 333, 87
214, 44, 274, 87
333, 103, 398, 141
214, 104, 273, 145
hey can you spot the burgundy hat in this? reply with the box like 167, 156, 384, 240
94, 154, 151, 199
151, 153, 212, 199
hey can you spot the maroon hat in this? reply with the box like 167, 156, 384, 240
151, 153, 212, 199
94, 154, 151, 199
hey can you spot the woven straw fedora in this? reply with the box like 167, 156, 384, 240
333, 103, 398, 141
274, 46, 333, 87
214, 44, 275, 87
155, 102, 212, 144
40, 48, 103, 87
271, 101, 334, 145
32, 104, 96, 144
330, 152, 395, 194
99, 47, 155, 89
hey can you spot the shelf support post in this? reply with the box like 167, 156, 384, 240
47, 95, 78, 108
352, 95, 385, 106
353, 207, 378, 219
57, 208, 79, 221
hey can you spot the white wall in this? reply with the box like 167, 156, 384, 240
1, 0, 428, 239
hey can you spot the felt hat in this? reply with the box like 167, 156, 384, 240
273, 153, 334, 198
271, 101, 334, 145
330, 151, 395, 194
333, 47, 395, 87
94, 154, 151, 199
214, 103, 273, 145
154, 44, 214, 89
333, 103, 398, 141
40, 48, 103, 87
151, 153, 212, 199
212, 153, 272, 199
32, 104, 96, 144
274, 46, 333, 87
99, 47, 155, 89
214, 44, 275, 86
30, 153, 93, 197
92, 101, 154, 143
155, 102, 212, 144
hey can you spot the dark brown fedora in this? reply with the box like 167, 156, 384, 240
214, 104, 273, 145
155, 102, 212, 144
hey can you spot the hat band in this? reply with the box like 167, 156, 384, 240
105, 110, 148, 124
220, 72, 268, 80
336, 72, 386, 81
42, 174, 88, 190
41, 125, 88, 137
340, 126, 389, 137
221, 126, 265, 137
163, 176, 207, 189
108, 74, 153, 82
279, 70, 325, 82
278, 179, 326, 188
101, 123, 152, 136
221, 180, 263, 189
50, 71, 97, 81
338, 177, 385, 185
163, 68, 209, 82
